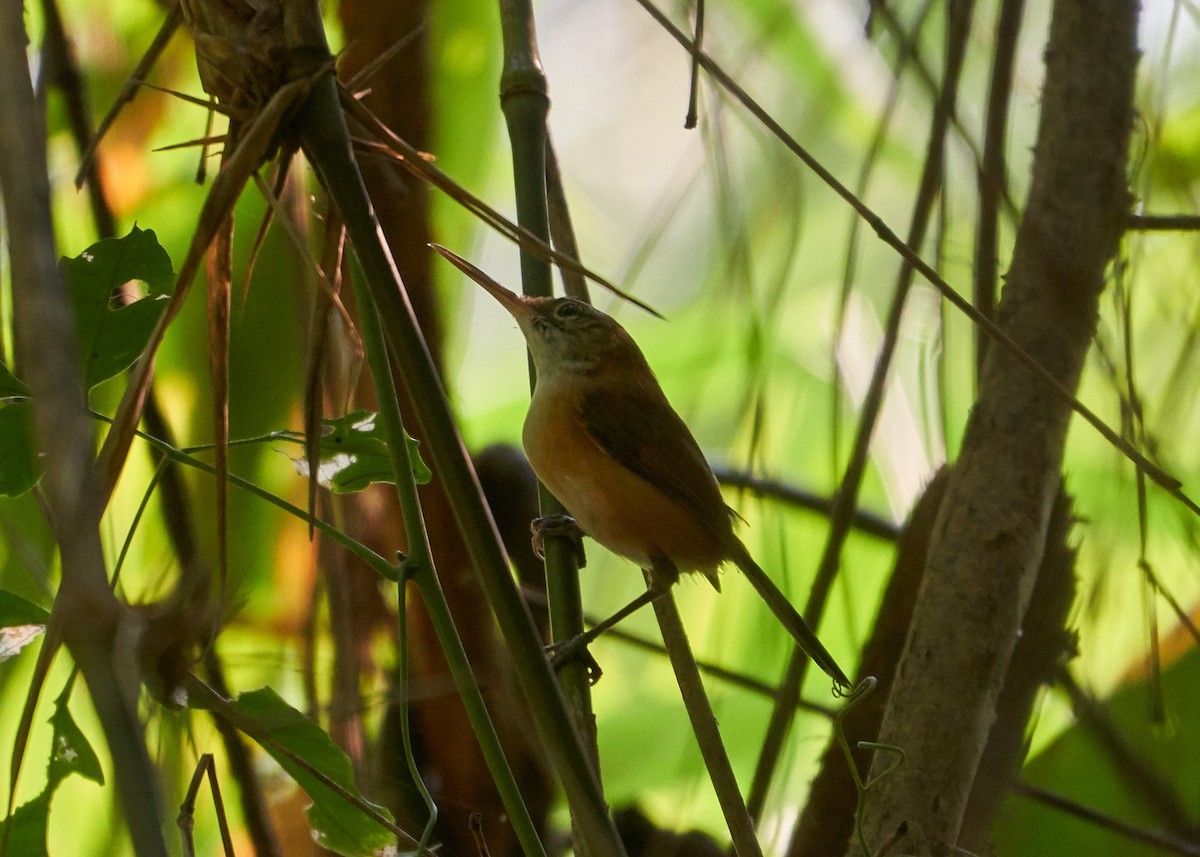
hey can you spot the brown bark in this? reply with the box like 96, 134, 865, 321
856, 2, 1138, 853
958, 489, 1077, 849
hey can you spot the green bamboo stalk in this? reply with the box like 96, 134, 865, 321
294, 69, 628, 857
494, 0, 598, 757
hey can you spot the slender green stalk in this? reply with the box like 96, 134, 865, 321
90, 412, 399, 582
495, 0, 600, 791
496, 0, 552, 299
350, 266, 543, 855
295, 70, 627, 856
651, 588, 763, 857
395, 569, 438, 853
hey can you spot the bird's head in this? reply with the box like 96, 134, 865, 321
433, 245, 634, 378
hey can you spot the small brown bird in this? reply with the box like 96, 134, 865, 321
435, 245, 849, 689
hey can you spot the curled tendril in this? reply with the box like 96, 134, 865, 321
832, 676, 909, 857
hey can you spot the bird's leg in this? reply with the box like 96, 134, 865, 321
530, 514, 587, 567
547, 557, 679, 684
547, 587, 662, 684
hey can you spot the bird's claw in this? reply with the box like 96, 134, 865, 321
531, 514, 587, 567
546, 636, 603, 685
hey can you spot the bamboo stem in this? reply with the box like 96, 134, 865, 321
495, 0, 602, 812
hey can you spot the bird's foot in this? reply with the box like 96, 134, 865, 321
546, 635, 603, 685
531, 514, 587, 567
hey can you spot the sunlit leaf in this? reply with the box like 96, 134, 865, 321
232, 687, 398, 857
0, 591, 48, 661
286, 409, 431, 493
61, 225, 175, 389
0, 626, 44, 662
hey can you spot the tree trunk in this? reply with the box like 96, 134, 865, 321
856, 2, 1139, 853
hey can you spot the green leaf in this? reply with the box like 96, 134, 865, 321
48, 692, 104, 787
0, 625, 44, 662
993, 646, 1200, 856
0, 228, 175, 496
0, 401, 39, 497
287, 409, 431, 493
0, 361, 29, 401
0, 589, 48, 627
0, 792, 50, 857
0, 689, 105, 857
61, 225, 174, 389
232, 687, 397, 857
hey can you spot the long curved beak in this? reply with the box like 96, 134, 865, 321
430, 244, 530, 321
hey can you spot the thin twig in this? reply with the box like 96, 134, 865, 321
341, 93, 661, 317
1014, 782, 1200, 857
684, 0, 704, 128
38, 0, 116, 237
712, 468, 900, 542
75, 4, 182, 185
593, 622, 838, 717
545, 134, 590, 302
177, 754, 237, 857
1127, 213, 1200, 230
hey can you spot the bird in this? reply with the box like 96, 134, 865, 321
434, 245, 850, 690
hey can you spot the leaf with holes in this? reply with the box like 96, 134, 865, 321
62, 225, 174, 389
0, 689, 106, 856
286, 409, 431, 493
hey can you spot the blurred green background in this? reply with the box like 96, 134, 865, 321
2, 0, 1199, 854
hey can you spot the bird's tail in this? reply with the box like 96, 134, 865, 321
731, 542, 851, 690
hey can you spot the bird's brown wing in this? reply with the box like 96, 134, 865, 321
579, 373, 735, 546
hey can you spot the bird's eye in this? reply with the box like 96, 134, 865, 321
554, 301, 586, 320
